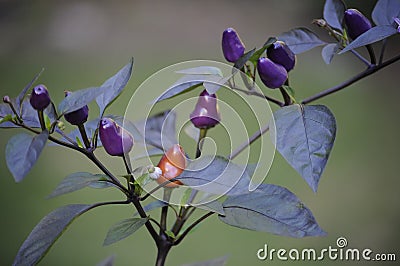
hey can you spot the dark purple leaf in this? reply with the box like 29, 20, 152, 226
271, 104, 336, 192
324, 0, 346, 30
372, 0, 400, 26
219, 184, 326, 237
278, 28, 326, 54
340, 25, 397, 54
6, 131, 49, 182
13, 204, 92, 266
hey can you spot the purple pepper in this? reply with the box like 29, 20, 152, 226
99, 118, 134, 156
190, 90, 221, 129
63, 91, 89, 125
344, 9, 372, 40
222, 28, 245, 63
30, 84, 51, 110
257, 57, 288, 89
267, 41, 296, 72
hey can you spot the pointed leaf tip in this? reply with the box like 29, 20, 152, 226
271, 104, 336, 192
6, 131, 49, 182
13, 204, 92, 266
103, 217, 148, 246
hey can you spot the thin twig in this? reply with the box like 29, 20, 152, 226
301, 53, 400, 104
231, 86, 284, 107
379, 39, 387, 65
350, 50, 372, 67
139, 178, 179, 201
173, 211, 215, 246
228, 123, 270, 160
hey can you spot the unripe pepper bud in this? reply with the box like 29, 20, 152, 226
190, 89, 221, 129
267, 41, 296, 72
257, 57, 288, 89
156, 144, 186, 188
30, 84, 51, 110
344, 9, 372, 40
99, 118, 134, 156
2, 95, 11, 103
63, 91, 89, 125
222, 28, 245, 63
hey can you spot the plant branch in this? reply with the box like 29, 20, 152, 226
37, 110, 46, 131
89, 199, 132, 210
160, 188, 173, 233
231, 86, 284, 107
301, 53, 400, 104
140, 178, 180, 201
366, 45, 376, 65
131, 200, 160, 244
78, 124, 91, 149
228, 123, 270, 160
173, 211, 215, 246
350, 50, 372, 67
379, 39, 387, 65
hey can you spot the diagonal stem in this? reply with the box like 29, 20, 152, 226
301, 53, 400, 104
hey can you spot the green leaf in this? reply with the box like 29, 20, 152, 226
175, 66, 223, 76
13, 204, 92, 265
321, 43, 340, 64
248, 37, 277, 65
103, 217, 148, 246
6, 131, 49, 182
47, 172, 110, 199
0, 114, 13, 125
340, 26, 398, 54
323, 0, 346, 31
219, 184, 326, 237
181, 255, 229, 266
96, 59, 134, 117
372, 0, 400, 26
177, 155, 250, 196
58, 86, 104, 115
271, 104, 336, 192
278, 27, 326, 54
165, 230, 176, 239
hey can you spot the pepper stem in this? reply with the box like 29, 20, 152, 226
195, 128, 208, 158
78, 123, 91, 149
37, 110, 46, 131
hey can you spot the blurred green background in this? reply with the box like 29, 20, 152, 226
1, 0, 399, 265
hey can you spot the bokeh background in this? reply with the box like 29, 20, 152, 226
0, 0, 399, 265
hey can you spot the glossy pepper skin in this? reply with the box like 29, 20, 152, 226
99, 118, 134, 156
30, 84, 51, 111
267, 41, 296, 72
157, 144, 186, 188
222, 28, 245, 63
63, 91, 89, 125
344, 9, 372, 40
190, 90, 221, 129
257, 57, 288, 89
